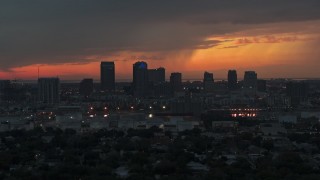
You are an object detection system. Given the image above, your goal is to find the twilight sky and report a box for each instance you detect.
[1,0,320,80]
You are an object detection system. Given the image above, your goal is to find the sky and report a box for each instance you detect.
[0,0,320,80]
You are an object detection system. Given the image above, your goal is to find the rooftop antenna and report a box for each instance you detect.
[38,66,40,79]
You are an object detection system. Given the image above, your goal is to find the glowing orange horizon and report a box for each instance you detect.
[1,31,319,80]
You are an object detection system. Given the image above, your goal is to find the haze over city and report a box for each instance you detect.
[1,0,320,80]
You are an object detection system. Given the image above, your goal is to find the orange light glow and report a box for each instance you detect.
[0,31,319,80]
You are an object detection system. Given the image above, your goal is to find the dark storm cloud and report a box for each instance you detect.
[0,0,320,69]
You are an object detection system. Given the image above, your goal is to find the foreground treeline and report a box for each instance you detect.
[0,127,320,180]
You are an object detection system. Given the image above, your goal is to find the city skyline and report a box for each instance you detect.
[1,59,320,82]
[1,1,320,80]
[100,61,115,91]
[2,63,320,82]
[1,1,320,179]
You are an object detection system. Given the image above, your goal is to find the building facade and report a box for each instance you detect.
[243,71,257,89]
[100,61,115,91]
[228,70,238,90]
[203,71,214,92]
[148,67,165,84]
[38,78,60,104]
[170,72,182,93]
[133,61,149,97]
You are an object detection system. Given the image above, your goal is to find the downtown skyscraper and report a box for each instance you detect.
[80,78,94,97]
[133,61,148,97]
[148,67,165,84]
[243,71,258,89]
[100,61,115,91]
[203,71,214,92]
[228,70,238,91]
[170,72,182,93]
[38,78,60,104]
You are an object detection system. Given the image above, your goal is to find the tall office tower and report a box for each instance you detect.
[80,78,94,97]
[148,67,165,84]
[133,61,148,97]
[228,70,238,90]
[243,71,257,89]
[38,78,60,104]
[203,71,214,92]
[100,61,115,91]
[170,72,182,92]
[286,81,309,106]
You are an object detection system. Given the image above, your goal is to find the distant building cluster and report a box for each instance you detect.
[0,61,316,111]
[0,60,319,136]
